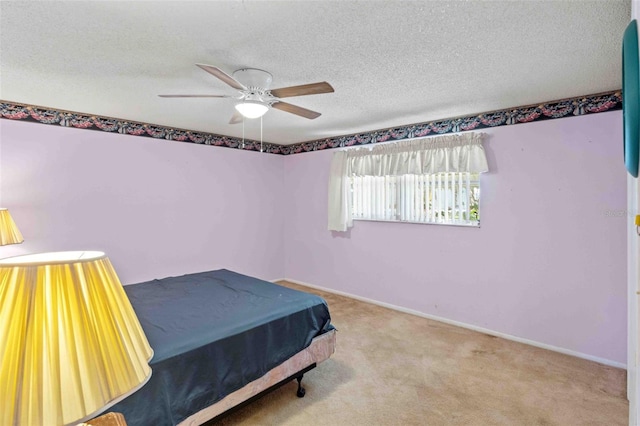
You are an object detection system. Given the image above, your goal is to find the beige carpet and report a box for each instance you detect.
[214,281,627,425]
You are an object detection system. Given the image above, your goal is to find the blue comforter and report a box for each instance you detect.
[109,269,333,425]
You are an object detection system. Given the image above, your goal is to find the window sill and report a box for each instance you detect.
[353,218,480,228]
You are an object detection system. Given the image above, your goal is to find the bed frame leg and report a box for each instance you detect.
[296,375,306,398]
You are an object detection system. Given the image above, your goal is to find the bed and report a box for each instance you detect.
[106,269,335,425]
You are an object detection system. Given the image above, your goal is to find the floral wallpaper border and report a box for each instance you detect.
[281,91,622,155]
[0,90,621,156]
[0,102,281,154]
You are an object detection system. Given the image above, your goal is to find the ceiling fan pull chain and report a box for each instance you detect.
[260,116,263,153]
[242,117,245,148]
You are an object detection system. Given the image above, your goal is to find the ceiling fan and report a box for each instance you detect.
[159,64,334,124]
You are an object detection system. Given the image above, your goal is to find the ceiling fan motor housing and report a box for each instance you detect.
[233,68,273,90]
[233,68,276,107]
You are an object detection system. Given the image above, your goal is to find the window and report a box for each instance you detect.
[327,132,488,232]
[351,172,480,226]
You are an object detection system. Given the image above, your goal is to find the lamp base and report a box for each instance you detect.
[81,412,127,426]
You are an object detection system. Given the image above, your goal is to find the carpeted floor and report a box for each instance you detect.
[214,281,627,425]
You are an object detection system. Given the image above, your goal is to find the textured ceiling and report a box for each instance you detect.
[0,1,631,145]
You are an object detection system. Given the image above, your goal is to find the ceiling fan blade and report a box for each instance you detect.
[271,101,321,119]
[270,82,334,99]
[229,111,244,124]
[196,64,247,91]
[158,94,231,98]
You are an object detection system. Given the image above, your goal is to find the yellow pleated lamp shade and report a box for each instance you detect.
[0,251,153,426]
[0,208,24,246]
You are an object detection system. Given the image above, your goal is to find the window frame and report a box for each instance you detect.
[350,172,481,227]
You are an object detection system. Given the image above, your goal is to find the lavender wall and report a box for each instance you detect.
[0,119,285,284]
[283,111,627,365]
[0,110,627,364]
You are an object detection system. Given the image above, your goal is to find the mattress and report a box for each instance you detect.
[108,269,333,425]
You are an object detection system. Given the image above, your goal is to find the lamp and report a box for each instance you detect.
[0,208,23,246]
[0,251,153,426]
[235,101,269,119]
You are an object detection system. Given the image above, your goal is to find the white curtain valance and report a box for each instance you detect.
[348,132,488,177]
[327,132,489,232]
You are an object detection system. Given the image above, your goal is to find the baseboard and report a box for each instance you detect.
[276,277,626,370]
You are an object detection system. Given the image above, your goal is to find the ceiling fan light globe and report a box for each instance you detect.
[235,102,268,119]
